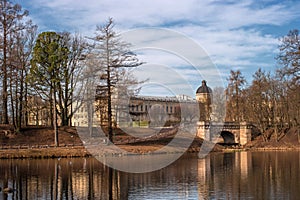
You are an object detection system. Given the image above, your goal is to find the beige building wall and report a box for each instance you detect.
[27,96,51,126]
[71,94,197,128]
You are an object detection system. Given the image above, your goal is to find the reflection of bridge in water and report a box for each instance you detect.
[197,121,253,145]
[197,152,253,199]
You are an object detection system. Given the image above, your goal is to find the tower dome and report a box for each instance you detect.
[196,80,212,121]
[196,80,212,94]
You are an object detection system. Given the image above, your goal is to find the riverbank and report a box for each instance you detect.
[0,125,86,159]
[0,146,89,159]
[0,125,299,159]
[0,126,224,159]
[243,127,300,150]
[0,140,214,159]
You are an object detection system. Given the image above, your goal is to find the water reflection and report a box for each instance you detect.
[197,151,300,199]
[0,151,299,200]
[0,158,128,200]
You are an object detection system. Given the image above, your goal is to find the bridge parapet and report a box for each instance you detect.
[197,121,252,145]
[239,122,252,145]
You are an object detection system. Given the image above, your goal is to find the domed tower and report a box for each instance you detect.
[196,80,212,121]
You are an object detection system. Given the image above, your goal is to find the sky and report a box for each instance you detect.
[16,0,300,97]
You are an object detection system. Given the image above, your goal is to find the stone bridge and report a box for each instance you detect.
[197,121,253,145]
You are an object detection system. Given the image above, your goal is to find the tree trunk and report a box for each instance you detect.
[50,89,54,127]
[64,69,69,126]
[18,68,24,130]
[2,23,9,124]
[24,79,29,126]
[53,89,59,147]
[274,124,278,142]
[236,85,239,122]
[107,77,113,143]
[106,37,113,143]
[87,99,94,137]
[9,68,16,128]
[108,167,113,200]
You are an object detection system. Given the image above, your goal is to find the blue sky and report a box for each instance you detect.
[16,0,300,96]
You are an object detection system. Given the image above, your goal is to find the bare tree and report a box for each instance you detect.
[244,69,273,141]
[56,32,88,126]
[225,70,246,122]
[8,21,37,130]
[211,87,226,122]
[277,29,300,86]
[0,0,29,124]
[88,18,143,143]
[276,29,300,128]
[178,102,199,123]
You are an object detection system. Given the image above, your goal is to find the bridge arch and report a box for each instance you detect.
[197,121,253,145]
[220,131,235,144]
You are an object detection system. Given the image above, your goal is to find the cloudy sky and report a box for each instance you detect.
[17,0,300,96]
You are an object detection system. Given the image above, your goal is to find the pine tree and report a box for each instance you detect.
[29,32,69,146]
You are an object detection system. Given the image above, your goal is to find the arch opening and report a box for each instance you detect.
[219,131,236,144]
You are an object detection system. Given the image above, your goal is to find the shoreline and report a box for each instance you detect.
[1,125,299,159]
[0,145,299,159]
[0,146,90,159]
[223,147,300,152]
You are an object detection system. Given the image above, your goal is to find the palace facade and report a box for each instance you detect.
[72,94,198,128]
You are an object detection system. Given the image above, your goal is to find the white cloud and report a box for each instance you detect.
[24,0,299,30]
[131,63,202,97]
[18,0,300,94]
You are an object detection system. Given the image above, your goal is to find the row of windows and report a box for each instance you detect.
[77,104,177,114]
[74,115,87,119]
[130,104,175,113]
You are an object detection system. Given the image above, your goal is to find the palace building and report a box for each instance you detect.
[27,81,211,128]
[72,94,198,128]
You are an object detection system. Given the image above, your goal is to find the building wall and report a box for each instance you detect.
[71,101,101,127]
[128,96,197,127]
[27,96,51,126]
[71,95,197,128]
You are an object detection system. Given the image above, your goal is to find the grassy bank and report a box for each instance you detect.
[0,146,90,159]
[0,126,225,159]
[0,125,299,159]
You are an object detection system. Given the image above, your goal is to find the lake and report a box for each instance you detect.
[0,151,299,199]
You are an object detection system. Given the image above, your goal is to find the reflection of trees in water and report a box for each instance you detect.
[0,156,200,200]
[1,153,298,199]
[197,152,300,199]
[0,158,128,200]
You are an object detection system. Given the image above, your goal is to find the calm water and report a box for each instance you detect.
[0,151,299,200]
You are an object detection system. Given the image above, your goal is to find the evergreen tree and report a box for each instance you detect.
[29,31,69,146]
